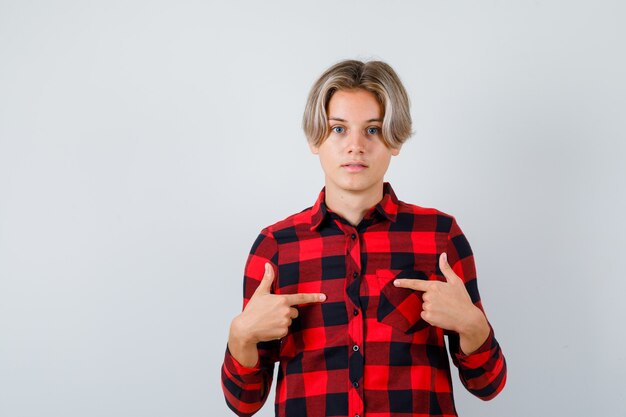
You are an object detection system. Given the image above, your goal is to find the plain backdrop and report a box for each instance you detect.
[1,1,625,416]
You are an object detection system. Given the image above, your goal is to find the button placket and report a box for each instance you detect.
[344,227,363,417]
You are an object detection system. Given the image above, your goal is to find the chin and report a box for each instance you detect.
[337,179,377,193]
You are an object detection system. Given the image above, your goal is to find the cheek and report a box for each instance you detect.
[317,150,336,172]
[376,154,392,169]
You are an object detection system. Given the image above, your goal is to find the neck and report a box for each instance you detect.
[324,181,384,226]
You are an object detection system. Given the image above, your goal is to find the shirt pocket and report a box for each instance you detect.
[375,269,436,334]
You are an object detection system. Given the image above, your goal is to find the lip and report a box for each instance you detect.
[341,162,368,172]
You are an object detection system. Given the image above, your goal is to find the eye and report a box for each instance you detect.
[367,126,380,135]
[331,126,345,134]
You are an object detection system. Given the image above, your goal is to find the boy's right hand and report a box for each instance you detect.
[228,263,326,367]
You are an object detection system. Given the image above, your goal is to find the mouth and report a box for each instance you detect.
[341,162,368,172]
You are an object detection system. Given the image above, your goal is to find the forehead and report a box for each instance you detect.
[327,89,383,120]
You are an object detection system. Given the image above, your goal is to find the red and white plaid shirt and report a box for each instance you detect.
[222,183,506,416]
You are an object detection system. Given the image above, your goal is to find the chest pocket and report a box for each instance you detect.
[376,269,436,334]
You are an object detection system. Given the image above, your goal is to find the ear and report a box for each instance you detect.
[391,145,401,156]
[308,141,320,155]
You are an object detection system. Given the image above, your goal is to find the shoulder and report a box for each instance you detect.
[256,206,315,243]
[395,199,473,262]
[394,199,459,233]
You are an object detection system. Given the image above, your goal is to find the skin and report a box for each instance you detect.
[309,89,400,226]
[394,252,490,355]
[228,263,326,367]
[228,88,489,367]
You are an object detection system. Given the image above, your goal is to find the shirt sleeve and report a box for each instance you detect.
[221,229,281,416]
[444,217,507,400]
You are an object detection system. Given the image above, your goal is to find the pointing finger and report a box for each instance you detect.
[254,263,275,295]
[283,292,326,306]
[394,278,433,292]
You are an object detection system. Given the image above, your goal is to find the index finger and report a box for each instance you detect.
[393,278,434,292]
[283,292,327,306]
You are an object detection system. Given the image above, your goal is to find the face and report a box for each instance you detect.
[309,89,400,197]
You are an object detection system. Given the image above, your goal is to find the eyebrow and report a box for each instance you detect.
[329,117,383,123]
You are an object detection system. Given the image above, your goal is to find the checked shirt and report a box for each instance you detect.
[222,183,507,417]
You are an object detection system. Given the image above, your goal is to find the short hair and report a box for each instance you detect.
[302,60,412,149]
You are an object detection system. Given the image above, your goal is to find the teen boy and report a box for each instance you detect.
[221,60,507,417]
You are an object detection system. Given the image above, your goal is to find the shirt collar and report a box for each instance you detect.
[310,182,399,231]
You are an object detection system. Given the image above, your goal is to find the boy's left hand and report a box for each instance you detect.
[393,252,489,354]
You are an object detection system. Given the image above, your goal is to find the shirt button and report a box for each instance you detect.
[352,272,358,279]
[353,381,359,388]
[353,309,359,316]
[353,345,359,352]
[351,233,356,240]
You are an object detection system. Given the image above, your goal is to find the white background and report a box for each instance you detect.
[1,1,625,416]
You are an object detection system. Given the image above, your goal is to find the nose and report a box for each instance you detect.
[346,130,366,154]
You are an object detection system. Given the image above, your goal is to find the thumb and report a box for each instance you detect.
[254,263,275,295]
[439,252,458,283]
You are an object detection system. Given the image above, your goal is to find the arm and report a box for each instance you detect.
[221,229,327,416]
[443,218,507,400]
[221,230,280,417]
[394,217,507,400]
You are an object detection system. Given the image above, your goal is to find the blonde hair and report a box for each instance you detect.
[302,60,412,148]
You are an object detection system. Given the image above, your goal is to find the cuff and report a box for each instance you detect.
[223,346,262,378]
[454,325,496,368]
